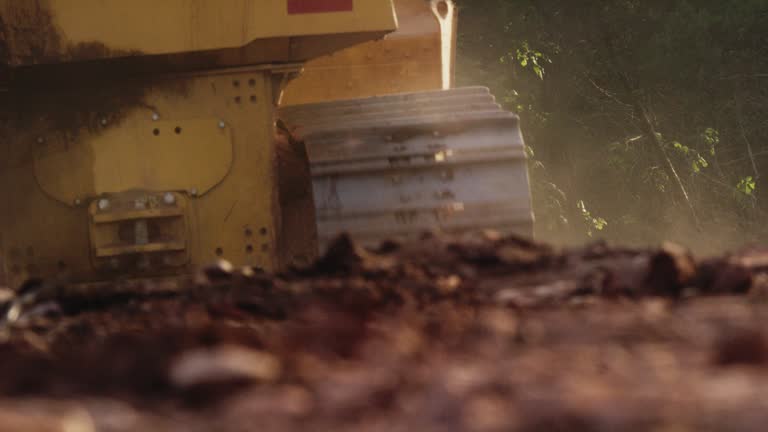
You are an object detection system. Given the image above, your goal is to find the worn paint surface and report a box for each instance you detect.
[280,86,533,249]
[0,0,402,286]
[0,0,396,66]
[0,66,317,288]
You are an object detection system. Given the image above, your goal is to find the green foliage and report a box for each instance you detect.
[702,128,719,156]
[577,200,607,237]
[671,142,708,173]
[514,41,551,80]
[734,176,758,210]
[455,0,768,247]
[737,176,757,196]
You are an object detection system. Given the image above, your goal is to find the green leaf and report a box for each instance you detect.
[577,200,607,237]
[737,176,757,195]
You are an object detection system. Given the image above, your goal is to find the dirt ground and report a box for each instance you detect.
[1,232,768,431]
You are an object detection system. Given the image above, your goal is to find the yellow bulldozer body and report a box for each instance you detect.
[0,0,398,288]
[0,0,396,66]
[282,0,456,105]
[0,0,533,290]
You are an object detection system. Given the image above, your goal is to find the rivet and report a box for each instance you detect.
[218,121,226,129]
[189,188,198,197]
[37,137,45,144]
[100,118,108,126]
[163,192,176,205]
[74,198,82,206]
[97,198,110,211]
[152,113,160,121]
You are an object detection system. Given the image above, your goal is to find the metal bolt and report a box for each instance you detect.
[74,198,82,206]
[152,113,160,121]
[100,118,108,126]
[37,137,45,144]
[97,199,110,211]
[218,121,226,129]
[163,192,176,205]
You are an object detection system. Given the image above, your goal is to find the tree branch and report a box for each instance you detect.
[740,119,760,180]
[597,19,702,232]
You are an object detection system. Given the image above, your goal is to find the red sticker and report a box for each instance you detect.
[288,0,354,14]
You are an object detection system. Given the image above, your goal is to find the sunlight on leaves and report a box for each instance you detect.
[737,176,757,196]
[577,200,608,237]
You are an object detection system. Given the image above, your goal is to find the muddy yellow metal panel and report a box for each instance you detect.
[34,117,234,204]
[282,0,456,105]
[0,69,289,288]
[0,1,398,288]
[0,0,397,65]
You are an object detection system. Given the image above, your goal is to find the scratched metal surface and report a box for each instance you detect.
[281,87,534,249]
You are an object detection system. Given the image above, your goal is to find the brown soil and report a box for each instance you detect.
[1,232,768,431]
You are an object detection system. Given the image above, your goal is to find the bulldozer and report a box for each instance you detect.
[0,0,533,291]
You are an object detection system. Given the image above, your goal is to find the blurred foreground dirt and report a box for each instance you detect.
[2,232,768,431]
